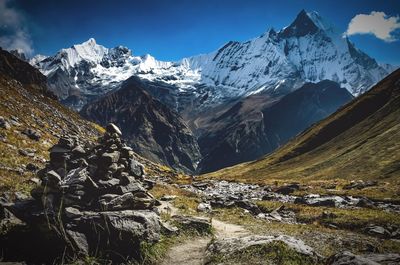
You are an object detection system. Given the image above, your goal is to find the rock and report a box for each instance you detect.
[60,167,88,187]
[66,229,89,255]
[21,128,41,141]
[235,200,261,215]
[343,180,378,190]
[275,183,300,195]
[18,148,35,157]
[363,253,400,264]
[42,170,62,186]
[58,137,75,149]
[161,221,179,235]
[160,195,177,201]
[192,182,209,190]
[321,211,337,219]
[98,178,120,190]
[356,197,376,208]
[172,215,211,234]
[132,192,156,209]
[26,163,39,171]
[117,181,145,195]
[64,207,83,219]
[0,116,10,129]
[106,123,122,136]
[108,211,161,243]
[142,178,156,190]
[100,151,120,166]
[327,251,381,265]
[128,158,144,177]
[99,193,135,211]
[72,145,86,156]
[197,202,212,213]
[364,225,391,238]
[205,235,320,264]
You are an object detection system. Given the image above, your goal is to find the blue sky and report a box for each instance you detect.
[3,0,400,64]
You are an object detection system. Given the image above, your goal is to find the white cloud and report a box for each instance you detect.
[0,0,33,54]
[345,11,400,42]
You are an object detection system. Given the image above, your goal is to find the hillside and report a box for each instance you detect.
[197,80,353,173]
[80,76,201,173]
[0,50,176,194]
[203,69,400,186]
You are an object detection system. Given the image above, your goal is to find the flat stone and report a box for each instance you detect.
[66,229,89,255]
[60,167,88,187]
[327,251,380,265]
[21,128,41,141]
[43,170,62,186]
[100,151,120,166]
[197,202,212,213]
[128,158,144,177]
[106,123,122,136]
[171,215,211,234]
[117,181,146,195]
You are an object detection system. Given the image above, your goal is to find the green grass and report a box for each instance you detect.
[256,200,400,228]
[207,240,319,265]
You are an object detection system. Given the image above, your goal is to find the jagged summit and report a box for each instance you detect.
[280,10,320,37]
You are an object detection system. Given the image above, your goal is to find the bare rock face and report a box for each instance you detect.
[0,123,161,263]
[80,76,201,173]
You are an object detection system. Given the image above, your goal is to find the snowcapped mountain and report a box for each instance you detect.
[31,10,395,111]
[183,10,392,97]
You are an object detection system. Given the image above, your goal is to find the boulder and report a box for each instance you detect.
[117,181,145,195]
[128,158,144,177]
[0,116,10,130]
[275,184,300,195]
[106,123,122,136]
[197,202,212,213]
[100,151,120,166]
[327,251,380,265]
[21,128,41,141]
[205,235,320,264]
[172,215,211,234]
[364,225,392,238]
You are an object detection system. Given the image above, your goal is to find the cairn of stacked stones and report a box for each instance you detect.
[4,123,161,263]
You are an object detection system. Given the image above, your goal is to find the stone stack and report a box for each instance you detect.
[3,123,161,263]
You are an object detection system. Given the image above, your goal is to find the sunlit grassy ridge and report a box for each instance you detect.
[202,70,400,199]
[0,76,103,193]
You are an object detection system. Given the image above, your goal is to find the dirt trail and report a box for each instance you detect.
[159,202,249,265]
[211,218,249,238]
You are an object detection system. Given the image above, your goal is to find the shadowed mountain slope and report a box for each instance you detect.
[197,80,353,173]
[80,76,201,173]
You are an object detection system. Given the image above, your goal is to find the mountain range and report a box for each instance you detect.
[27,10,397,173]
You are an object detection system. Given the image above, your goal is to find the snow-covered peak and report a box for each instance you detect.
[306,11,334,32]
[65,38,108,66]
[279,10,336,38]
[29,54,48,66]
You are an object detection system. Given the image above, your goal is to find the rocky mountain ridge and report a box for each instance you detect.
[80,76,201,173]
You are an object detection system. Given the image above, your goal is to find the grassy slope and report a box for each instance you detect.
[202,69,400,197]
[0,75,104,193]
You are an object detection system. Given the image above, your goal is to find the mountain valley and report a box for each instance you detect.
[0,5,399,265]
[28,10,396,173]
